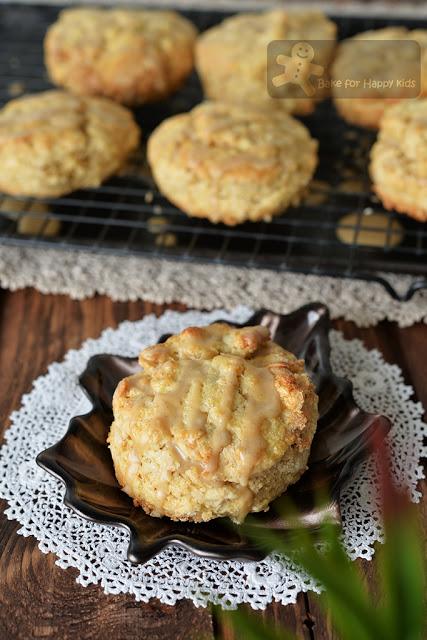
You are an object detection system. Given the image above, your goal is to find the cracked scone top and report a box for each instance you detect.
[108,323,318,523]
[45,8,198,105]
[0,90,140,197]
[370,99,427,222]
[196,9,337,116]
[147,101,318,225]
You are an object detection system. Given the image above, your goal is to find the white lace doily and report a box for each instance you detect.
[0,307,425,609]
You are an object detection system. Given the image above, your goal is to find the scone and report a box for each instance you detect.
[370,99,427,222]
[147,101,318,225]
[196,9,337,116]
[332,28,427,128]
[108,323,318,523]
[0,90,140,197]
[45,8,197,106]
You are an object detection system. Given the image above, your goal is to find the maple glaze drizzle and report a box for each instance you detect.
[126,327,283,515]
[237,364,281,485]
[132,357,281,479]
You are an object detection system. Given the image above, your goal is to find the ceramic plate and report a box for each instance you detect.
[37,303,391,563]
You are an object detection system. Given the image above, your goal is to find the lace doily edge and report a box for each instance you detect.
[0,246,426,328]
[0,308,425,610]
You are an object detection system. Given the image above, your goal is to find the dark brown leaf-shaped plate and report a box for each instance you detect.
[37,303,391,564]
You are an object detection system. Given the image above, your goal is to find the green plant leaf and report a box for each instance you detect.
[378,512,426,640]
[245,523,386,640]
[240,462,426,640]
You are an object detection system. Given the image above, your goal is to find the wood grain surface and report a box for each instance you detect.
[0,289,425,640]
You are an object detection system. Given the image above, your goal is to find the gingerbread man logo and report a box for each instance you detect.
[272,42,324,97]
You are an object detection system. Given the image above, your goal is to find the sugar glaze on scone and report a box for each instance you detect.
[147,101,318,225]
[370,99,427,222]
[0,90,140,197]
[108,323,318,524]
[45,8,197,105]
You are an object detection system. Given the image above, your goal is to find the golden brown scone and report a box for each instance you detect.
[45,8,197,105]
[196,9,336,116]
[0,90,140,198]
[108,323,318,523]
[147,101,318,225]
[370,99,427,222]
[332,28,427,128]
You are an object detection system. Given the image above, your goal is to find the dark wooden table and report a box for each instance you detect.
[0,288,425,640]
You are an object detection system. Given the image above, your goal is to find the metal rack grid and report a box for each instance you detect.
[0,5,426,302]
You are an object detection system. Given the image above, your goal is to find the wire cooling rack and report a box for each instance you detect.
[0,5,426,302]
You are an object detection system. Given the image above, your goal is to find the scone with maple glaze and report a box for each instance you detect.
[0,90,140,197]
[108,323,318,524]
[45,8,197,105]
[147,101,318,225]
[332,28,427,128]
[196,9,337,116]
[370,99,427,222]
